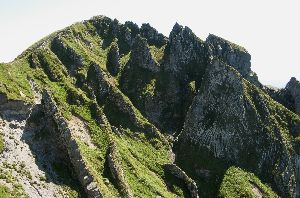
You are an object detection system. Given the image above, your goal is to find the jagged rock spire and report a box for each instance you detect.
[129,34,159,72]
[286,77,300,114]
[167,23,207,73]
[140,23,167,47]
[206,34,262,87]
[107,42,121,76]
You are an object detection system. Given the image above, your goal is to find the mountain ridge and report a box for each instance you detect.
[0,15,299,198]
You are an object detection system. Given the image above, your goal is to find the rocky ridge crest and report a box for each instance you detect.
[0,15,299,198]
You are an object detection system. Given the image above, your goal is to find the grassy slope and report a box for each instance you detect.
[219,166,278,198]
[0,19,183,197]
[0,185,8,198]
[0,61,33,102]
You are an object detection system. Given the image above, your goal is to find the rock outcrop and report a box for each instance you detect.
[0,93,31,119]
[164,164,199,198]
[140,23,167,47]
[106,42,121,76]
[206,34,261,87]
[51,36,84,75]
[107,142,133,198]
[129,35,159,73]
[176,59,300,197]
[42,90,103,198]
[264,77,300,115]
[286,77,300,115]
[166,23,207,75]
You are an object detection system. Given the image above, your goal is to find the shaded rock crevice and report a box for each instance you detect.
[164,163,199,198]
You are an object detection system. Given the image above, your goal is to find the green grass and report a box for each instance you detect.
[149,45,166,63]
[25,41,174,197]
[219,166,278,198]
[0,167,28,197]
[113,134,179,197]
[142,79,156,97]
[0,61,33,102]
[0,185,9,198]
[0,133,4,154]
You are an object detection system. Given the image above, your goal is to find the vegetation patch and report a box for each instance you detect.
[0,133,4,154]
[0,62,33,102]
[219,166,278,198]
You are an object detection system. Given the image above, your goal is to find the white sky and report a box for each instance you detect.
[0,0,299,87]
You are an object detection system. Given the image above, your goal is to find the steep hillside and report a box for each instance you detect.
[175,59,300,197]
[0,15,299,198]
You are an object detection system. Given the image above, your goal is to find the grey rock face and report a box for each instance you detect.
[263,85,295,113]
[87,63,111,102]
[0,93,8,105]
[89,16,166,55]
[206,34,261,87]
[177,59,300,197]
[0,93,31,119]
[166,23,207,74]
[286,77,300,115]
[129,35,160,73]
[28,53,40,69]
[136,23,207,133]
[140,23,167,47]
[106,42,121,76]
[87,62,162,138]
[264,77,300,115]
[51,36,84,71]
[206,34,250,75]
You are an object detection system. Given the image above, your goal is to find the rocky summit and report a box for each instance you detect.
[0,15,299,198]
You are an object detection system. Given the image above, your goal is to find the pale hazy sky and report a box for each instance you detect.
[0,0,299,87]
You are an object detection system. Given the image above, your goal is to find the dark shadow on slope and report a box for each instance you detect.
[21,104,86,197]
[173,140,228,198]
[163,169,190,197]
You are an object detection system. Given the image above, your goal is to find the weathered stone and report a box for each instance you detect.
[0,93,8,105]
[206,34,262,87]
[177,59,300,197]
[164,163,199,198]
[140,23,167,47]
[42,90,103,198]
[107,142,133,198]
[87,63,111,102]
[264,77,300,115]
[166,23,207,74]
[106,42,121,76]
[286,77,300,115]
[51,36,84,75]
[129,34,159,73]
